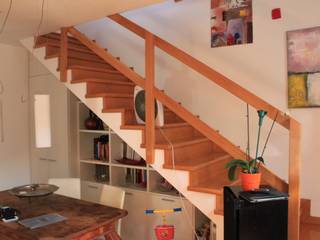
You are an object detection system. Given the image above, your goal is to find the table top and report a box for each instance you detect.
[0,191,127,240]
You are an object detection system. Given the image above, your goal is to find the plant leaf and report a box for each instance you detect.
[225,159,249,170]
[228,165,238,181]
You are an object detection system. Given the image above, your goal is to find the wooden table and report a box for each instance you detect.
[0,191,127,240]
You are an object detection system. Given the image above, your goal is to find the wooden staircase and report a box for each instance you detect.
[35,31,263,213]
[23,14,303,240]
[35,31,246,196]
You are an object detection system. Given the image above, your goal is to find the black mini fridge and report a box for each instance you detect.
[224,186,288,240]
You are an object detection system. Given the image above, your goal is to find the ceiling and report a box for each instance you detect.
[0,0,165,45]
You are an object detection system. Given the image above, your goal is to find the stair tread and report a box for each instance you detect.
[72,78,134,85]
[102,108,131,113]
[142,137,209,150]
[45,52,107,64]
[35,39,94,54]
[68,65,122,74]
[188,179,239,195]
[46,32,80,43]
[163,152,230,171]
[86,93,133,98]
[300,223,320,240]
[121,122,190,130]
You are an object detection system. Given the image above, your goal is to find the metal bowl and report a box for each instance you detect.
[9,184,59,198]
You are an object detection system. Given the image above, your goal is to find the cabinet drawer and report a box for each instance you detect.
[121,190,151,240]
[80,181,103,203]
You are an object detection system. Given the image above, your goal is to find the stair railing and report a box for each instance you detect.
[107,14,301,240]
[61,16,301,239]
[59,27,69,82]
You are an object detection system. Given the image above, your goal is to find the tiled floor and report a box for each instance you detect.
[300,223,320,240]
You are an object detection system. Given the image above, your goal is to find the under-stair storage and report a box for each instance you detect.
[76,101,215,240]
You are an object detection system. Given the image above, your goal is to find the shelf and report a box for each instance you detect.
[79,129,109,134]
[111,162,148,170]
[80,159,110,166]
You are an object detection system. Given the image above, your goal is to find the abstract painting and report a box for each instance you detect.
[287,26,320,108]
[211,0,253,48]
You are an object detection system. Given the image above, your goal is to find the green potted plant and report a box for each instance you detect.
[225,110,268,191]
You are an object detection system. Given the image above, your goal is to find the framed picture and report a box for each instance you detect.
[211,0,253,48]
[287,26,320,108]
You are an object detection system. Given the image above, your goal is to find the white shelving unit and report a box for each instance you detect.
[75,101,215,240]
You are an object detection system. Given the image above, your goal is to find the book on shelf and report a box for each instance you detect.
[93,135,109,161]
[125,169,147,188]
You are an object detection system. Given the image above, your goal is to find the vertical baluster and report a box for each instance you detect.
[145,32,155,164]
[288,119,301,240]
[60,27,68,82]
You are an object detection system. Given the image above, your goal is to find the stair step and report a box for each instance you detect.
[300,223,320,240]
[102,108,136,126]
[45,45,106,64]
[86,81,134,95]
[121,122,190,130]
[163,152,230,171]
[35,37,91,53]
[47,53,114,70]
[188,179,240,195]
[68,65,122,75]
[72,78,134,86]
[68,58,114,70]
[42,32,83,45]
[140,122,203,145]
[86,93,133,98]
[71,67,128,82]
[188,155,234,194]
[102,97,134,110]
[188,183,224,195]
[141,137,209,150]
[121,124,145,130]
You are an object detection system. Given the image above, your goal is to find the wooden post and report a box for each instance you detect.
[60,28,68,82]
[288,119,301,240]
[145,32,155,164]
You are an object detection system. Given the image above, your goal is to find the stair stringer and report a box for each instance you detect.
[21,37,224,239]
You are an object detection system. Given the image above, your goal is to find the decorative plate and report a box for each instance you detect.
[9,184,59,198]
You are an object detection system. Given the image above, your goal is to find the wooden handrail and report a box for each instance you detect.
[60,28,69,82]
[109,14,291,130]
[145,32,156,164]
[66,17,301,238]
[288,119,301,240]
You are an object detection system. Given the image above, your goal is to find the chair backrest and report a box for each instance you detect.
[99,185,125,209]
[48,178,81,199]
[99,185,125,235]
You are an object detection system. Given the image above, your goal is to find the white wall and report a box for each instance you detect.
[77,0,320,216]
[0,43,30,189]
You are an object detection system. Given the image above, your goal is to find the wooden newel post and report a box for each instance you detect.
[60,27,69,82]
[288,119,301,240]
[145,32,155,164]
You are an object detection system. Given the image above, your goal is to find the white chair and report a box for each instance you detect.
[48,178,81,199]
[99,185,125,237]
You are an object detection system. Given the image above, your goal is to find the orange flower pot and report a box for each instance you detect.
[240,172,261,191]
